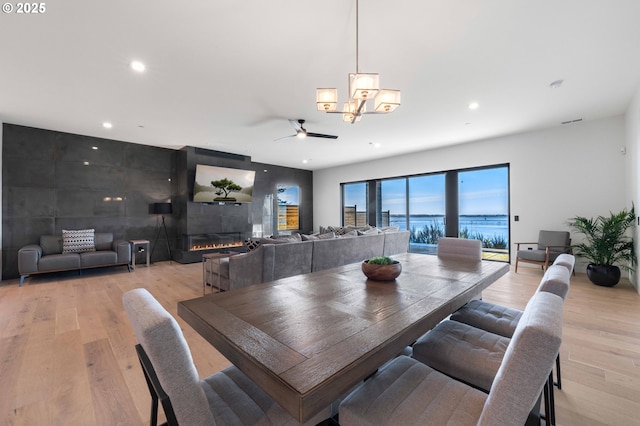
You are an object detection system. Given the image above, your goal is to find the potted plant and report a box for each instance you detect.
[362,256,402,281]
[568,206,635,287]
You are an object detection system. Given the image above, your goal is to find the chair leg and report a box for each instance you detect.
[555,353,562,389]
[515,258,519,273]
[548,371,556,425]
[542,379,551,425]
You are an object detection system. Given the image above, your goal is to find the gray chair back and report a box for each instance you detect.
[123,288,214,425]
[478,291,564,425]
[537,264,572,300]
[437,237,482,261]
[538,230,570,255]
[553,253,575,272]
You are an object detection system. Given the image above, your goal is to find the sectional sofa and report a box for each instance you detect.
[214,229,411,291]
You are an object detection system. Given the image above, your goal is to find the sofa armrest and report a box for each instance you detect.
[113,240,132,264]
[18,244,42,274]
[228,247,264,290]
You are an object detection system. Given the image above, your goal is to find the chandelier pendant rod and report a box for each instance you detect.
[355,0,359,74]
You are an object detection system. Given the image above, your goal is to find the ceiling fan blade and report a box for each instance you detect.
[307,132,338,139]
[289,119,303,132]
[273,134,296,141]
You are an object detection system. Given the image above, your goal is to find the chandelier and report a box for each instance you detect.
[316,0,401,123]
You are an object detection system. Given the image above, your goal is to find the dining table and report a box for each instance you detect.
[178,252,509,423]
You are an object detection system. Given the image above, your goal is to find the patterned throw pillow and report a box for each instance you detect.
[62,229,96,253]
[245,239,262,252]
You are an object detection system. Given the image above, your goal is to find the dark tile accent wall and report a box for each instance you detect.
[2,124,176,278]
[2,124,313,278]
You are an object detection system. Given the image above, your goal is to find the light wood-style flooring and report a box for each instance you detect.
[1,261,639,425]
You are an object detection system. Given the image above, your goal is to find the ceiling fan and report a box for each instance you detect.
[274,119,338,141]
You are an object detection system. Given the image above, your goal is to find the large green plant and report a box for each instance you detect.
[568,206,636,270]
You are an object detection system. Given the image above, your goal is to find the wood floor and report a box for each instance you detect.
[1,260,639,425]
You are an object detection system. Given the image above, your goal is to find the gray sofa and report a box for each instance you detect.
[18,233,132,285]
[216,230,410,291]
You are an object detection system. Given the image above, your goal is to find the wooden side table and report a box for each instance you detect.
[130,240,150,269]
[202,251,240,294]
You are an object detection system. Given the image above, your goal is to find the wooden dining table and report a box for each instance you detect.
[178,252,509,423]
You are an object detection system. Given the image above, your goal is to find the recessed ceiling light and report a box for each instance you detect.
[302,159,311,164]
[550,79,564,89]
[130,60,146,73]
[83,161,90,166]
[468,102,479,110]
[102,122,112,129]
[92,146,98,150]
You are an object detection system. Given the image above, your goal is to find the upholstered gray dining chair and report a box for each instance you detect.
[450,261,572,387]
[437,237,482,261]
[515,230,571,273]
[339,291,564,425]
[123,288,332,426]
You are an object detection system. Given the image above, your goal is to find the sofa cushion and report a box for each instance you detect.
[40,235,63,256]
[262,240,313,282]
[94,232,114,251]
[80,250,118,268]
[38,253,81,272]
[311,232,385,271]
[62,229,96,253]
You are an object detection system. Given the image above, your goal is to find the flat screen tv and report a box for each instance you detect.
[193,164,255,203]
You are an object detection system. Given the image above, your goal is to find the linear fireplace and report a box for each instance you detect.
[185,233,244,252]
[174,232,246,264]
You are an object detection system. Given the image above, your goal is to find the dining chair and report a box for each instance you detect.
[122,288,332,426]
[412,291,564,425]
[339,291,564,426]
[553,253,576,276]
[515,230,572,273]
[437,237,482,261]
[449,261,572,389]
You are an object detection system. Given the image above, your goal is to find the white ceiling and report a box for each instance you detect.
[2,0,640,170]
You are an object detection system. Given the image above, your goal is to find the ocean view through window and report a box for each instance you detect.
[341,164,510,261]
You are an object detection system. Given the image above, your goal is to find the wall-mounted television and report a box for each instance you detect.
[193,164,255,203]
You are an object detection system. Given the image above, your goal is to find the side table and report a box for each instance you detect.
[130,240,150,269]
[202,251,240,294]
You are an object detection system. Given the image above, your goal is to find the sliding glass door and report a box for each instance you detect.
[341,164,509,261]
[342,182,368,227]
[407,174,446,254]
[458,167,509,261]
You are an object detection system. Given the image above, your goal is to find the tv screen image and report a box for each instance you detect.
[193,165,255,203]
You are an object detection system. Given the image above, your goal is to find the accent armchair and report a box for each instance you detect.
[515,230,572,273]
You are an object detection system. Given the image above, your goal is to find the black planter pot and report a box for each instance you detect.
[586,264,621,287]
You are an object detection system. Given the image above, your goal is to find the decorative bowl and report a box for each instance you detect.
[362,260,402,281]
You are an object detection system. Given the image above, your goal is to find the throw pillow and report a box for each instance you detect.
[379,225,400,233]
[357,227,380,235]
[338,230,358,238]
[62,229,96,253]
[245,239,262,252]
[302,231,336,241]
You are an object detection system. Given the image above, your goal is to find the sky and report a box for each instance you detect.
[344,166,509,216]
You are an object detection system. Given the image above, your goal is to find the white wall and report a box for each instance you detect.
[625,86,640,292]
[314,115,627,272]
[0,121,3,281]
